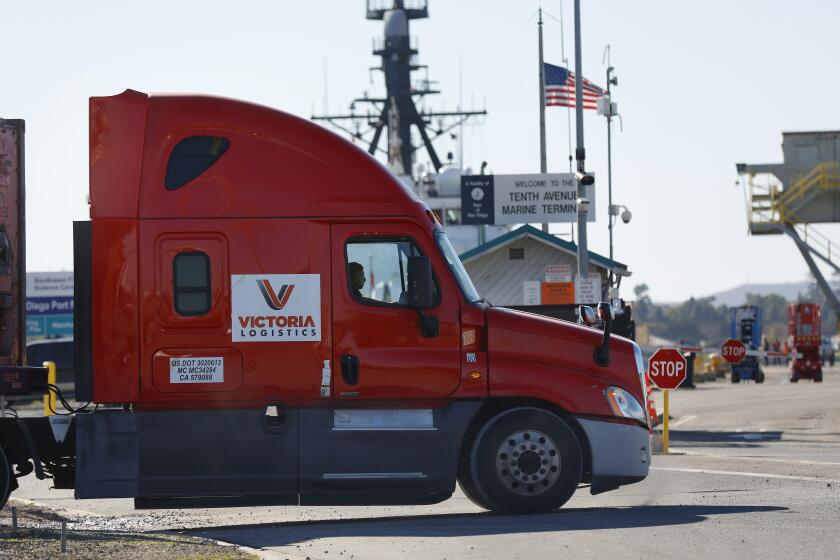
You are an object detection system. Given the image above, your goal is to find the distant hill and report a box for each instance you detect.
[654,282,813,307]
[700,282,811,307]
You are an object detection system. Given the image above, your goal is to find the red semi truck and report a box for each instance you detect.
[0,90,649,514]
[788,303,822,382]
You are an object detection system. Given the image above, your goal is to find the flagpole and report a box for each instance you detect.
[538,8,549,233]
[559,0,572,174]
[573,0,590,282]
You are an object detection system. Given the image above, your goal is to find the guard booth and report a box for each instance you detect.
[459,225,635,338]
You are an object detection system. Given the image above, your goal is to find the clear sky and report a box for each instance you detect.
[4,0,839,302]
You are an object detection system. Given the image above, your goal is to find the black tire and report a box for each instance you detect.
[731,372,740,383]
[457,466,493,510]
[756,369,765,384]
[0,446,11,511]
[790,373,799,383]
[815,370,823,383]
[464,407,582,514]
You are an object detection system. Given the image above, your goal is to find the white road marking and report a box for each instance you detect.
[669,448,840,467]
[651,466,838,483]
[669,415,698,428]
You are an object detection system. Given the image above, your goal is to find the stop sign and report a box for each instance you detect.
[721,338,747,364]
[648,347,687,390]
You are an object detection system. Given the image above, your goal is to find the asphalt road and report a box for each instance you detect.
[5,364,840,559]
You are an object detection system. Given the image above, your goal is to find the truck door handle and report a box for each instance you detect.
[340,354,360,385]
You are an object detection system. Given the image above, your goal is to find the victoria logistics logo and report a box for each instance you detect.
[232,274,321,342]
[257,279,294,310]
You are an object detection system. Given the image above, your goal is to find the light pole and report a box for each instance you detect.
[602,65,619,287]
[573,0,591,280]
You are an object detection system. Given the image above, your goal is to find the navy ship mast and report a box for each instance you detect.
[312,0,486,177]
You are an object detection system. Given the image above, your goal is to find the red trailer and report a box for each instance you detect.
[788,303,822,382]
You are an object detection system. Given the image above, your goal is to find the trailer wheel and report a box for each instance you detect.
[465,407,582,514]
[0,446,10,510]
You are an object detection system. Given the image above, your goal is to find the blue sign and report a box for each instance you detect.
[45,314,74,336]
[27,297,74,316]
[26,316,46,337]
[26,298,74,337]
[26,273,75,339]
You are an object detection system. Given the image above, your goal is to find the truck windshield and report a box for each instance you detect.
[435,231,482,303]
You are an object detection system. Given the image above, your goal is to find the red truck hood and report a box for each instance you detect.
[485,306,645,411]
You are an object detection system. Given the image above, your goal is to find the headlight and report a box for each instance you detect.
[605,386,647,423]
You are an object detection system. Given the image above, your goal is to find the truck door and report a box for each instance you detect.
[330,223,461,399]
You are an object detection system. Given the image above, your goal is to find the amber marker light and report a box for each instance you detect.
[469,371,482,380]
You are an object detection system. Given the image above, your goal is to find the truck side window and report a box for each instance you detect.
[173,252,211,316]
[346,240,437,306]
[165,136,230,190]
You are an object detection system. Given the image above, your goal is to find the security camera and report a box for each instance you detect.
[620,209,632,224]
[576,197,591,213]
[575,171,595,186]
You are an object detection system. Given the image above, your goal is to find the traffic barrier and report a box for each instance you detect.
[643,345,796,359]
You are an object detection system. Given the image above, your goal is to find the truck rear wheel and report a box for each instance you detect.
[0,446,10,510]
[464,407,582,514]
[815,370,823,382]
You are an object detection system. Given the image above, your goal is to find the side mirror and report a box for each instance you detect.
[594,302,614,367]
[597,302,615,322]
[407,256,434,308]
[579,305,597,326]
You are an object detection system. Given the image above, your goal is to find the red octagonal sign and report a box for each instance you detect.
[648,347,687,390]
[721,338,747,364]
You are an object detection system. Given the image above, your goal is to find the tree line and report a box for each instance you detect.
[633,281,836,346]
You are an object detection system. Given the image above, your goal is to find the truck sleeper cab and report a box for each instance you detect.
[0,90,650,514]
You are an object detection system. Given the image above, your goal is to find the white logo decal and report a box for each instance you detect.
[232,274,321,342]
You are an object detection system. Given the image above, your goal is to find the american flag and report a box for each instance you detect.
[543,63,605,110]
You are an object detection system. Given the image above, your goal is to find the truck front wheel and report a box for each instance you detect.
[463,407,582,514]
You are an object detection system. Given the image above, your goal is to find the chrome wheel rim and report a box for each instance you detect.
[495,429,561,496]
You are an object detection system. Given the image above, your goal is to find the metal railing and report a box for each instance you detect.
[796,223,838,267]
[747,169,840,269]
[748,161,840,227]
[372,35,419,53]
[778,162,840,210]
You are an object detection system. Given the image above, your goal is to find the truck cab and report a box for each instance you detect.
[2,90,649,514]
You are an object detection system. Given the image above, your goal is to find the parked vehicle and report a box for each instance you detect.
[0,91,650,513]
[788,304,822,382]
[730,306,765,383]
